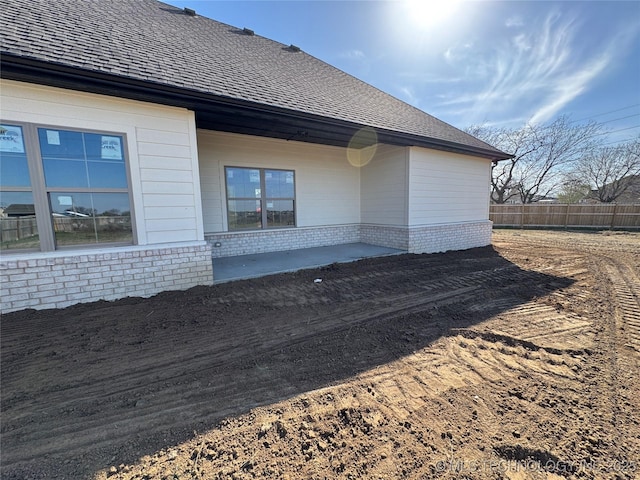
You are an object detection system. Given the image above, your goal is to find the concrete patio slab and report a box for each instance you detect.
[212,242,405,283]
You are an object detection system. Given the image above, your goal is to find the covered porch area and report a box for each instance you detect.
[212,242,405,283]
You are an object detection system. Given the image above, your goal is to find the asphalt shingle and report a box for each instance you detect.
[1,0,506,156]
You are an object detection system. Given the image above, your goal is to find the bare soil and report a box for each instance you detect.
[1,230,639,480]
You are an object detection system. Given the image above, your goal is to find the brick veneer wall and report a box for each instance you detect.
[1,242,213,313]
[207,225,360,258]
[359,224,410,250]
[408,221,493,254]
[206,221,492,257]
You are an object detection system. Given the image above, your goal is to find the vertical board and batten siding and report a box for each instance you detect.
[360,145,409,226]
[0,79,204,245]
[197,130,361,232]
[408,148,492,225]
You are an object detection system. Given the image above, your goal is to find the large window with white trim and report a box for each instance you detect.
[0,122,133,251]
[225,167,295,231]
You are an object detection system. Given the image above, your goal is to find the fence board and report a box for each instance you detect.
[490,204,640,229]
[0,216,38,243]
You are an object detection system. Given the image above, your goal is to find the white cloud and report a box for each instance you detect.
[398,72,465,84]
[339,49,366,60]
[505,15,524,27]
[529,54,609,124]
[443,47,454,63]
[513,33,531,52]
[435,10,623,125]
[443,42,474,65]
[398,85,420,107]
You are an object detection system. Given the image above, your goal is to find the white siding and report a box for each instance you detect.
[197,130,361,232]
[0,79,204,245]
[360,145,409,226]
[197,132,226,233]
[408,147,492,225]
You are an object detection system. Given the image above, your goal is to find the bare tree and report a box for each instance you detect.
[470,124,540,203]
[557,174,591,204]
[575,137,640,203]
[467,116,603,203]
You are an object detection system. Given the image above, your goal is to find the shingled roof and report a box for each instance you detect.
[0,0,510,160]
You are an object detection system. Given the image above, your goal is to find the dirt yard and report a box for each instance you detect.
[1,230,639,480]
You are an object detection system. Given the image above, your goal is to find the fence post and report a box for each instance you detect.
[610,204,618,230]
[564,204,570,229]
[521,203,525,229]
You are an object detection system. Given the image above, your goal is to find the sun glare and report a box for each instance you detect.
[404,0,462,30]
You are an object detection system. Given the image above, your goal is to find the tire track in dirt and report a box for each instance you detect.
[1,253,550,472]
[473,241,597,353]
[603,259,640,352]
[4,232,639,479]
[491,230,640,479]
[145,331,584,478]
[5,284,483,466]
[110,328,591,480]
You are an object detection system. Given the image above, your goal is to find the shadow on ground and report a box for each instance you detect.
[0,246,574,479]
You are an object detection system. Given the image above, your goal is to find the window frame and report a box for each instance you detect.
[224,166,296,231]
[0,120,136,252]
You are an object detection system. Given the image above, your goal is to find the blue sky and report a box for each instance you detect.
[166,0,640,145]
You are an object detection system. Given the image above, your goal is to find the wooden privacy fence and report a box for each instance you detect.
[1,215,132,247]
[490,204,640,229]
[0,216,38,244]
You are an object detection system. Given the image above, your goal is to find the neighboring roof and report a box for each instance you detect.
[4,204,35,216]
[0,0,511,160]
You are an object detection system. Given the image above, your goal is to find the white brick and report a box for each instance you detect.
[64,280,90,288]
[10,272,37,282]
[6,292,31,302]
[38,282,61,292]
[6,298,41,309]
[10,285,39,295]
[58,275,80,283]
[5,279,28,288]
[40,294,67,303]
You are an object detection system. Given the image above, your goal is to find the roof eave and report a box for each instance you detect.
[0,54,512,161]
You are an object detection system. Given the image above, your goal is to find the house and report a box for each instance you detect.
[587,175,640,204]
[2,204,36,217]
[0,0,511,313]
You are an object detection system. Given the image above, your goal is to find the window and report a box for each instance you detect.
[0,122,133,251]
[225,167,295,231]
[0,124,39,251]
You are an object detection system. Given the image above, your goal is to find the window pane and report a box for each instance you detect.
[1,125,30,187]
[39,129,127,188]
[226,167,261,198]
[83,133,125,162]
[265,170,294,198]
[0,152,31,187]
[87,161,128,188]
[43,159,89,188]
[38,129,85,159]
[266,199,295,228]
[0,191,39,250]
[227,199,262,231]
[49,192,132,246]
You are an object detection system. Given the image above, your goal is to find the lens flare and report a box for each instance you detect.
[346,127,378,167]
